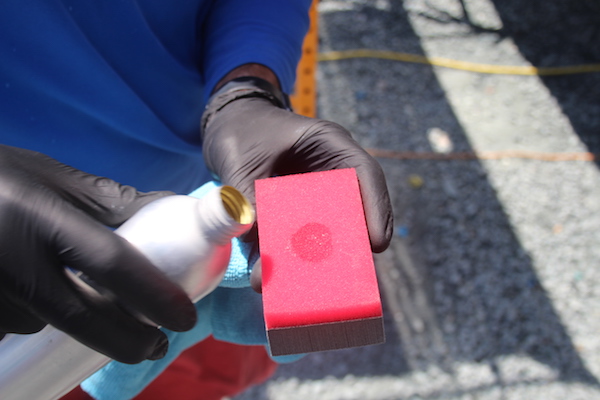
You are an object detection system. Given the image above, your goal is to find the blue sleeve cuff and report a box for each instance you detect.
[201,0,311,101]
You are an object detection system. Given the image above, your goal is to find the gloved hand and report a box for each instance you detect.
[201,77,393,263]
[0,145,197,364]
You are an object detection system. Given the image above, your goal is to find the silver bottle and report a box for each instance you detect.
[0,185,254,400]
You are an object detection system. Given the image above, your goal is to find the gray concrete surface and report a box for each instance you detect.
[235,0,600,398]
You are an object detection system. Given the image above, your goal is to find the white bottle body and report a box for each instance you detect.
[0,186,253,400]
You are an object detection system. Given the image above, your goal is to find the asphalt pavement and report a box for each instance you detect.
[235,1,600,398]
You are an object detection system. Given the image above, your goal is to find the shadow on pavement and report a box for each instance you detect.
[424,0,600,162]
[491,0,600,162]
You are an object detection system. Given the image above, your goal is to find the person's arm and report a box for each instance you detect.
[201,0,311,100]
[199,1,393,291]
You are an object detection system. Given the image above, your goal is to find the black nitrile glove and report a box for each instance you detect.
[201,77,393,255]
[0,145,197,364]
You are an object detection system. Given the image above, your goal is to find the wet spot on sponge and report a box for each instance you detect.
[291,222,333,262]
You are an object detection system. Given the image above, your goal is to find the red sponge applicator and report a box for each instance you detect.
[255,168,385,356]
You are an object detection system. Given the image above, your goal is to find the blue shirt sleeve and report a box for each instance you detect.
[200,0,312,99]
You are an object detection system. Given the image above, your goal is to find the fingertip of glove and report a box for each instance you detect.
[147,333,170,361]
[250,258,263,294]
[370,212,394,254]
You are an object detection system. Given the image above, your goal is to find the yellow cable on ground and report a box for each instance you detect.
[319,49,600,76]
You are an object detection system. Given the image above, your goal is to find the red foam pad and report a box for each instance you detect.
[255,168,384,356]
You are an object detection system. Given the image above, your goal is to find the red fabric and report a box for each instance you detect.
[62,386,94,400]
[62,336,277,400]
